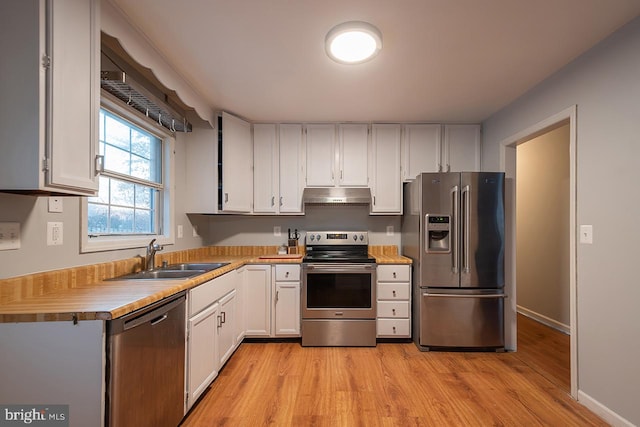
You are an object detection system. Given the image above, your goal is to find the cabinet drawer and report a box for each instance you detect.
[275,264,300,281]
[377,283,410,300]
[377,319,411,337]
[377,265,410,282]
[189,273,235,316]
[377,301,410,318]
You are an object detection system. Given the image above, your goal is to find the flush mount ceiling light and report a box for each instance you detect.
[325,21,382,64]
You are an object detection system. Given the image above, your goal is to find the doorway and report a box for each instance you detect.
[500,106,577,398]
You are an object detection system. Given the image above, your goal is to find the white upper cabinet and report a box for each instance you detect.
[278,124,305,213]
[401,124,442,181]
[0,0,100,195]
[253,124,278,213]
[338,124,369,187]
[443,124,481,172]
[371,124,402,214]
[305,124,336,186]
[401,124,480,179]
[221,112,252,212]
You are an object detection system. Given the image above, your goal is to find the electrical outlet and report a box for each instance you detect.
[0,222,21,250]
[177,225,183,239]
[47,222,63,246]
[273,226,281,237]
[386,225,394,236]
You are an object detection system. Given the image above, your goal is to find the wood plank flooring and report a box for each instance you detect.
[182,328,604,426]
[515,313,570,392]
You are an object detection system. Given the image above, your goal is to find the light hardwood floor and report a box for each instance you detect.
[182,324,602,426]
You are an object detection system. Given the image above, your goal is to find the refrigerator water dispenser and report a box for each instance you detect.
[425,214,451,253]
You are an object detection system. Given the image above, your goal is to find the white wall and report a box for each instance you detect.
[516,124,570,328]
[482,17,640,426]
[0,130,206,279]
[203,205,401,248]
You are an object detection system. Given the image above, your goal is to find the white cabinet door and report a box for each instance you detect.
[443,124,481,172]
[234,268,245,343]
[217,289,237,367]
[0,0,99,195]
[185,127,217,212]
[274,282,300,336]
[371,124,402,214]
[244,265,272,337]
[253,124,278,213]
[187,302,219,408]
[279,124,305,213]
[221,112,252,212]
[401,124,442,180]
[338,124,369,187]
[305,124,336,186]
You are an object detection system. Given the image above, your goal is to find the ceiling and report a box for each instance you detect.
[110,0,640,123]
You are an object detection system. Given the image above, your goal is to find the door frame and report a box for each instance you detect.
[499,105,577,399]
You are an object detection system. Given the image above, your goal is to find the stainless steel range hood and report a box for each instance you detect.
[302,187,372,205]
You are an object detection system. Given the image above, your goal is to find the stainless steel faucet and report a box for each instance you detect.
[145,238,164,271]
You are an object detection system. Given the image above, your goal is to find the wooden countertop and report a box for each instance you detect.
[0,246,411,323]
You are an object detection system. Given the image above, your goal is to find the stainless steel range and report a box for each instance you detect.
[301,231,377,347]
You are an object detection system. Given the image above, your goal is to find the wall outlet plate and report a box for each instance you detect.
[0,222,21,250]
[579,225,593,244]
[386,225,394,236]
[48,197,63,213]
[47,222,63,246]
[273,226,281,237]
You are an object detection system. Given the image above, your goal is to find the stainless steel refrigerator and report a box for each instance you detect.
[402,172,505,350]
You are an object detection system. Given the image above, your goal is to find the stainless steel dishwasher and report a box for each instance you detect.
[106,292,186,427]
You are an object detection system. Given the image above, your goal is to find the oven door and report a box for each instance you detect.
[302,263,376,319]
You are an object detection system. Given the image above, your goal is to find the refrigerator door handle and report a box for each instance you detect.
[422,292,506,299]
[451,185,459,274]
[462,185,471,274]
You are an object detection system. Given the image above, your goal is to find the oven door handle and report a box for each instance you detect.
[304,263,376,272]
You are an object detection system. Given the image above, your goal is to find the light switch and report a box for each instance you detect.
[47,222,63,246]
[48,197,63,213]
[580,225,593,244]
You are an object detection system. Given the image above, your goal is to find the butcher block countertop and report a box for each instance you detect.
[0,245,410,323]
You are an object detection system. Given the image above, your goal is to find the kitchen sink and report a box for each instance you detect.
[107,262,229,281]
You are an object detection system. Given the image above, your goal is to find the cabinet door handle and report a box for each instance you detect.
[280,196,283,206]
[392,326,397,333]
[271,196,275,207]
[285,271,289,278]
[224,193,229,203]
[392,290,397,297]
[275,290,279,303]
[393,272,397,278]
[392,308,396,315]
[217,315,223,328]
[221,311,226,324]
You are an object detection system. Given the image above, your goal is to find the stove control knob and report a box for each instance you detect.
[309,235,315,241]
[316,234,321,241]
[352,235,357,241]
[359,234,365,241]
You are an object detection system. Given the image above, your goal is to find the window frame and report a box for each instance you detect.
[80,92,175,253]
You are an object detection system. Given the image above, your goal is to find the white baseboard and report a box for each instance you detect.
[517,305,570,334]
[578,390,635,427]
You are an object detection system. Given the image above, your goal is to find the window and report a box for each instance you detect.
[81,94,174,252]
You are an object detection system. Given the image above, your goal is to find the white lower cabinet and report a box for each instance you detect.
[217,289,237,367]
[186,272,240,409]
[273,265,301,336]
[244,264,272,336]
[244,264,301,338]
[187,302,219,407]
[376,265,412,338]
